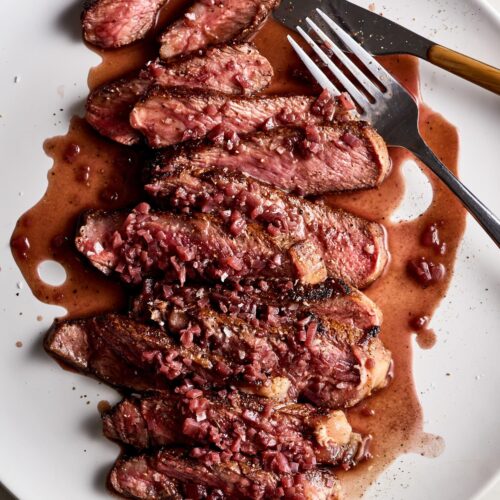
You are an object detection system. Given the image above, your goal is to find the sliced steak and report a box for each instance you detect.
[76,201,387,288]
[146,44,274,95]
[110,449,341,499]
[134,278,383,335]
[145,166,389,287]
[86,44,273,145]
[103,391,372,471]
[86,76,150,146]
[130,88,354,148]
[44,317,170,393]
[82,0,166,49]
[76,205,296,286]
[158,0,280,60]
[45,313,392,409]
[148,123,390,195]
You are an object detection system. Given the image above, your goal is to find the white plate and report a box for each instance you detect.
[0,1,499,499]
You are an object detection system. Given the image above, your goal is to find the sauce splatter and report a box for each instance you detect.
[10,5,466,498]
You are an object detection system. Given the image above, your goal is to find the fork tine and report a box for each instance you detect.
[296,25,370,109]
[305,18,383,100]
[287,35,341,97]
[316,8,395,88]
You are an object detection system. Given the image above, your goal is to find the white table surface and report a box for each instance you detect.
[399,2,500,497]
[1,1,499,499]
[470,16,500,500]
[467,0,500,495]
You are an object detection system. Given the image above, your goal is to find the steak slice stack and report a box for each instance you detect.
[86,44,273,145]
[144,165,389,288]
[110,448,342,499]
[55,0,396,496]
[45,313,392,409]
[103,391,372,471]
[158,0,281,61]
[148,123,390,195]
[76,200,387,289]
[82,0,167,49]
[130,88,353,148]
[133,277,383,334]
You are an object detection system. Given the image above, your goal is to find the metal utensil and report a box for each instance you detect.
[287,9,500,246]
[274,0,500,94]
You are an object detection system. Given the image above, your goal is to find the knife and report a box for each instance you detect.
[274,0,500,95]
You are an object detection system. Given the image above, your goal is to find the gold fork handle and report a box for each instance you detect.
[428,45,500,95]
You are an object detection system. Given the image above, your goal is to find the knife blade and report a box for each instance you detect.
[273,0,500,94]
[274,0,432,57]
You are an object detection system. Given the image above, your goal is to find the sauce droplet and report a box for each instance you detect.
[76,165,92,185]
[64,143,81,163]
[416,328,437,350]
[97,400,111,414]
[407,257,446,287]
[421,221,447,255]
[11,235,31,259]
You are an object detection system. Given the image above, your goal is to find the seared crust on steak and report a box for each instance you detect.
[82,0,167,48]
[133,277,383,334]
[45,313,392,409]
[158,0,281,61]
[148,123,390,194]
[86,44,273,145]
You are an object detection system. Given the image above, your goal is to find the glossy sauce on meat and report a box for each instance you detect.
[328,55,466,496]
[10,2,466,497]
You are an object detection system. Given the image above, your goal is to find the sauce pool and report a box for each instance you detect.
[10,5,466,498]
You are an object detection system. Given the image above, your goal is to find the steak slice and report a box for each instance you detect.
[145,44,274,95]
[45,313,392,409]
[133,278,383,335]
[103,391,372,471]
[86,44,273,145]
[148,123,390,195]
[110,449,341,499]
[158,0,281,61]
[76,205,297,286]
[76,202,387,289]
[130,87,353,148]
[86,76,150,146]
[44,316,170,393]
[82,0,167,49]
[145,166,389,288]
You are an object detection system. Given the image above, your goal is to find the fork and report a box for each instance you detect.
[288,9,500,247]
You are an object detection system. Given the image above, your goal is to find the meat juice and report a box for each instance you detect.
[10,4,466,498]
